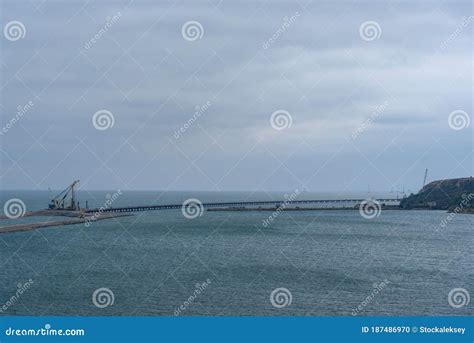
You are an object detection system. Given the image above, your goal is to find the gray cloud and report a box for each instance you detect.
[0,0,471,192]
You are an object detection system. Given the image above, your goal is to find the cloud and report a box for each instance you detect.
[0,0,471,191]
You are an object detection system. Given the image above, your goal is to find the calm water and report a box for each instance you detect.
[0,191,472,316]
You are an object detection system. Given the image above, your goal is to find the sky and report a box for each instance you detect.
[0,0,472,192]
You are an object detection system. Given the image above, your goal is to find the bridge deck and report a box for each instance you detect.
[85,199,400,213]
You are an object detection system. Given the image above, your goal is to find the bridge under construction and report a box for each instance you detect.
[84,198,400,214]
[42,180,402,215]
[0,180,402,234]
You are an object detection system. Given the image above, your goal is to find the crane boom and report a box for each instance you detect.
[49,180,80,210]
[422,169,428,189]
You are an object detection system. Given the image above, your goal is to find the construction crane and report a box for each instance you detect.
[422,168,429,189]
[48,180,80,210]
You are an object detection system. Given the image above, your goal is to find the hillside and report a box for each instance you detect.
[399,177,474,211]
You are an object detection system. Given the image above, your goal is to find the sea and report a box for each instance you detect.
[0,190,472,316]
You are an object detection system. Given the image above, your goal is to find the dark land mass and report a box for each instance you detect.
[399,177,474,212]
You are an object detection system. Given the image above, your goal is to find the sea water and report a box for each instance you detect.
[0,190,472,316]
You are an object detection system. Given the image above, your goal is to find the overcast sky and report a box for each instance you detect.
[0,0,472,192]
